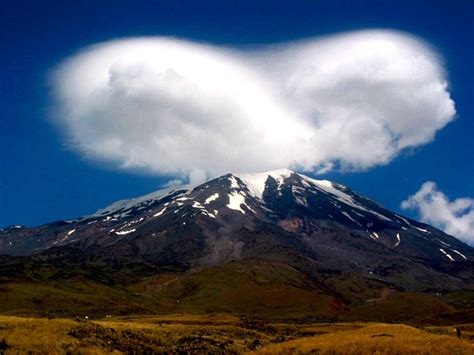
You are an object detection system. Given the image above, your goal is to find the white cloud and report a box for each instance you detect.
[51,30,456,181]
[402,182,474,245]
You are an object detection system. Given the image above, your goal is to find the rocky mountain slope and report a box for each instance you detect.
[1,169,473,319]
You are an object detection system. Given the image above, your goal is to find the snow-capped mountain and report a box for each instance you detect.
[1,169,473,292]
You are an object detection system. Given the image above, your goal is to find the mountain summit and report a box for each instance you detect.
[1,169,473,317]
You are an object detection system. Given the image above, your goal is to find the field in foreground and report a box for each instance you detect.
[0,315,473,354]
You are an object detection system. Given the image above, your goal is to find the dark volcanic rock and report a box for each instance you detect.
[1,169,473,293]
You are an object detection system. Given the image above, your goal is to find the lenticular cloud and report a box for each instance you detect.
[52,30,456,180]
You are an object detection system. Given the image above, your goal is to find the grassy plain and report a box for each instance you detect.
[1,259,474,353]
[0,315,473,354]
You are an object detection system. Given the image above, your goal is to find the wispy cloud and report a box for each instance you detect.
[402,182,474,245]
[51,30,455,181]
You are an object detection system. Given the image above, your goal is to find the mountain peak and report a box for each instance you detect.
[232,168,295,178]
[232,168,295,199]
[2,167,472,266]
[231,168,344,202]
[2,169,473,322]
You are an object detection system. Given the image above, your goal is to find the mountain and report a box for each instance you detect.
[1,169,473,321]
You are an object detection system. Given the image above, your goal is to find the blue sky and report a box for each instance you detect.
[0,0,473,232]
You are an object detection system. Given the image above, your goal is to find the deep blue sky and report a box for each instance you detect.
[0,0,473,227]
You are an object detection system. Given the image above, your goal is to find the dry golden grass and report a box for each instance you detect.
[109,313,241,324]
[0,316,104,354]
[344,292,455,323]
[257,323,474,354]
[0,315,266,353]
[0,315,473,354]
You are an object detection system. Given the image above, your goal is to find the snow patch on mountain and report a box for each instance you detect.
[341,211,361,226]
[292,186,308,206]
[301,175,394,223]
[370,232,380,240]
[440,248,454,262]
[192,201,205,210]
[154,207,167,217]
[234,168,293,199]
[93,186,191,217]
[415,226,430,233]
[204,193,219,204]
[451,249,467,260]
[395,233,401,247]
[229,176,240,189]
[227,192,254,214]
[115,229,136,235]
